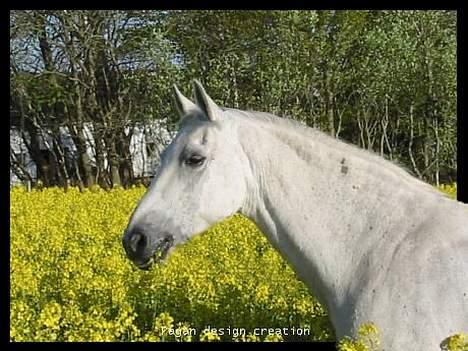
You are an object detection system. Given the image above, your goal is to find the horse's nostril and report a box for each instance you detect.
[129,232,147,254]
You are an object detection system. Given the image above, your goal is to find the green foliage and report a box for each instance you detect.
[167,10,457,184]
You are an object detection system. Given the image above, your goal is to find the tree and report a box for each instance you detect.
[10,10,181,188]
[10,10,457,188]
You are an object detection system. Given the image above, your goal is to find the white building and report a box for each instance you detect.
[10,119,174,186]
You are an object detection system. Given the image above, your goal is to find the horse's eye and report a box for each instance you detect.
[185,154,206,167]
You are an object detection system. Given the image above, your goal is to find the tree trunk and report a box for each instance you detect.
[408,104,422,179]
[107,135,122,187]
[326,73,335,137]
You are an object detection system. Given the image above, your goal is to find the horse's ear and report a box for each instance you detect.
[193,79,222,122]
[172,84,199,118]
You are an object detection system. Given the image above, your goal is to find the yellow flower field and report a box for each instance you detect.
[10,185,331,342]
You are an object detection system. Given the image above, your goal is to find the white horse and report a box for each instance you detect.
[122,80,468,350]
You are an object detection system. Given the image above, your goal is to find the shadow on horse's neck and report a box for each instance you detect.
[235,112,441,334]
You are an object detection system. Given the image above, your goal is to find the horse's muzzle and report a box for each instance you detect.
[123,230,174,270]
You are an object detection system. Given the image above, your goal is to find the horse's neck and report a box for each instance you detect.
[237,116,439,328]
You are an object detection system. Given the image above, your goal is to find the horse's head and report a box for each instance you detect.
[122,80,250,269]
